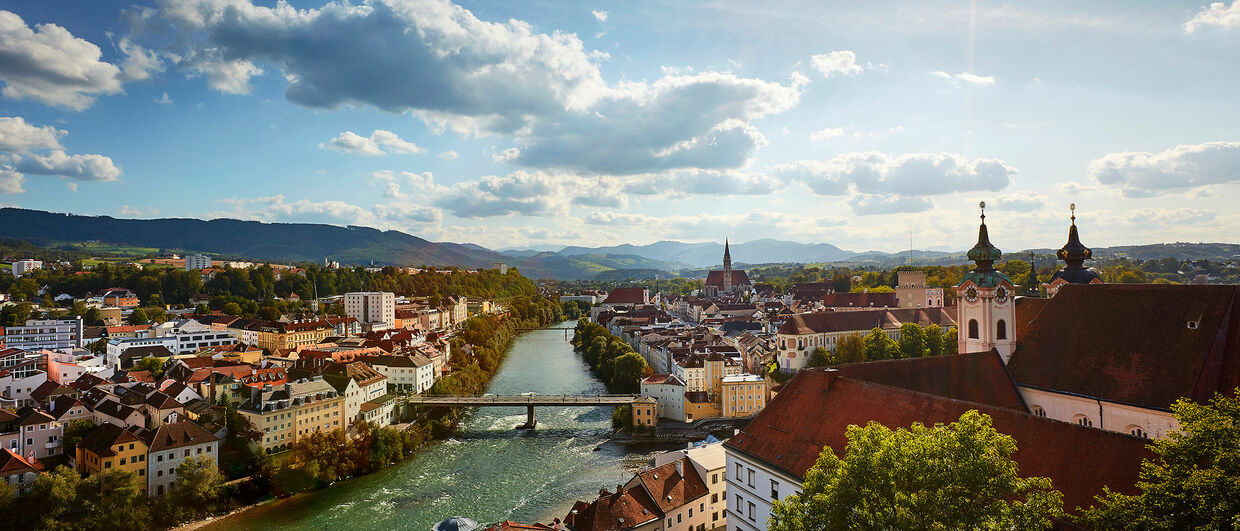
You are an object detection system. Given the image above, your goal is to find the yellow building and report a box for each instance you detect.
[255,321,335,351]
[631,396,658,427]
[721,374,767,418]
[239,376,346,452]
[76,423,148,492]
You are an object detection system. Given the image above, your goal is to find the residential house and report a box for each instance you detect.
[15,408,61,459]
[143,421,219,497]
[322,362,387,426]
[0,447,41,496]
[77,423,149,492]
[238,377,345,452]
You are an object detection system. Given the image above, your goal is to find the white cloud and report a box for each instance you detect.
[371,170,436,192]
[493,147,521,163]
[592,9,608,22]
[382,182,407,200]
[810,127,846,140]
[179,47,263,94]
[0,116,64,152]
[374,201,443,224]
[776,152,1016,196]
[434,170,572,218]
[0,168,22,194]
[116,37,164,81]
[1185,1,1240,33]
[15,150,122,181]
[65,182,77,192]
[119,205,159,216]
[1120,207,1217,226]
[1089,141,1240,197]
[321,130,424,156]
[154,92,173,104]
[0,10,123,109]
[811,50,863,77]
[437,150,458,160]
[153,0,798,175]
[993,191,1048,212]
[623,169,779,197]
[930,71,996,86]
[848,194,935,215]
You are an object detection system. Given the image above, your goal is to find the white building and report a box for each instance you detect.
[150,319,237,354]
[145,420,220,497]
[654,440,729,530]
[10,260,41,277]
[640,374,686,422]
[323,362,388,426]
[3,318,83,351]
[184,254,212,271]
[344,292,395,331]
[106,337,178,370]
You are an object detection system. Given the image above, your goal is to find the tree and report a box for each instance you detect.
[223,302,243,316]
[863,328,897,361]
[770,410,1064,531]
[23,465,80,528]
[1079,389,1240,529]
[78,469,150,531]
[132,356,166,377]
[167,456,225,520]
[944,328,959,355]
[129,307,149,325]
[835,334,867,364]
[61,419,96,455]
[610,352,648,393]
[924,324,945,357]
[896,323,926,359]
[807,347,834,368]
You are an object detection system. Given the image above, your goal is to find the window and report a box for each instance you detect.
[736,495,742,510]
[105,461,112,469]
[689,508,693,517]
[712,472,718,484]
[677,514,682,523]
[1074,414,1094,428]
[735,463,742,480]
[771,479,779,500]
[1128,426,1149,438]
[748,502,756,521]
[747,469,754,487]
[120,457,126,465]
[968,319,979,339]
[667,519,672,528]
[997,319,1007,340]
[1031,405,1046,417]
[712,493,718,503]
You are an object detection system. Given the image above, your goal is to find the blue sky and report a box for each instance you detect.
[0,0,1237,252]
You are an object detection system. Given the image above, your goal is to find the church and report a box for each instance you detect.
[702,239,751,298]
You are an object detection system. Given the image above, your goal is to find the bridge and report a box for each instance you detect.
[401,394,638,429]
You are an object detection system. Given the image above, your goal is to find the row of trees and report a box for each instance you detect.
[804,323,959,370]
[0,457,226,531]
[262,421,433,495]
[571,320,652,394]
[770,389,1240,530]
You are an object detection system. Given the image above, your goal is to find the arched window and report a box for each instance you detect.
[1073,414,1093,428]
[1127,425,1149,439]
[1030,405,1045,417]
[996,319,1007,340]
[968,319,979,339]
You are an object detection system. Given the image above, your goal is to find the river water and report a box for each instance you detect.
[200,323,677,530]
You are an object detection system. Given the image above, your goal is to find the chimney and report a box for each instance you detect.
[824,367,839,390]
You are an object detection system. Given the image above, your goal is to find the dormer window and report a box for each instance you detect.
[1187,320,1199,330]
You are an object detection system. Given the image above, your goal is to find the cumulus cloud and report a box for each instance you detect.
[215,194,378,226]
[1088,141,1240,197]
[992,191,1048,212]
[848,194,934,215]
[930,71,996,86]
[152,0,798,175]
[810,127,845,140]
[179,47,263,94]
[592,9,608,22]
[1121,207,1217,226]
[437,150,458,160]
[374,201,443,224]
[65,182,77,192]
[321,130,424,156]
[382,182,407,199]
[15,150,122,181]
[116,36,164,81]
[0,10,124,110]
[0,116,64,152]
[513,72,801,174]
[623,169,779,197]
[1185,1,1240,33]
[776,152,1016,196]
[811,51,863,77]
[154,92,173,104]
[0,116,122,188]
[434,170,572,218]
[119,205,159,216]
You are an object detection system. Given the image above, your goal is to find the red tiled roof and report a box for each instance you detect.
[1009,284,1240,410]
[0,448,40,475]
[603,288,648,305]
[633,458,709,514]
[704,270,751,289]
[777,310,888,335]
[822,292,897,308]
[641,374,685,386]
[725,370,1150,514]
[563,487,662,531]
[145,421,217,452]
[832,352,1026,411]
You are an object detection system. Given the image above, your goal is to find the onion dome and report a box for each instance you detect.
[1051,203,1101,285]
[966,201,1002,270]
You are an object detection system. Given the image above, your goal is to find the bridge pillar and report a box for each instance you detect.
[519,405,537,430]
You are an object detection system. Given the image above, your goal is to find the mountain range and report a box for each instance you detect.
[3,208,1237,280]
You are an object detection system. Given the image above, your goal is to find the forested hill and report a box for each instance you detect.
[0,207,505,268]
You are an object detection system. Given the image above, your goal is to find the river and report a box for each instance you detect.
[200,322,678,530]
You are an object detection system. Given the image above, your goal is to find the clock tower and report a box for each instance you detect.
[957,202,1018,362]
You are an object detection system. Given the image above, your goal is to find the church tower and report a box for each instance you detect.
[722,239,733,293]
[956,202,1018,362]
[1047,203,1103,297]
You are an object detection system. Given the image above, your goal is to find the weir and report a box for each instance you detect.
[400,394,639,430]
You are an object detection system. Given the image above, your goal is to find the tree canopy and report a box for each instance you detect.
[770,410,1064,531]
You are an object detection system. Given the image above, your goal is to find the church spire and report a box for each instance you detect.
[966,201,1002,272]
[723,238,732,273]
[1056,203,1092,269]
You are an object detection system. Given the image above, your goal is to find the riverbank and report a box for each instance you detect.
[190,320,680,530]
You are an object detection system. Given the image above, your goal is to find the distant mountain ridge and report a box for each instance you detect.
[552,238,854,268]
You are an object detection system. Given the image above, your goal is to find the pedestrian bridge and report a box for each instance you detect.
[402,394,638,429]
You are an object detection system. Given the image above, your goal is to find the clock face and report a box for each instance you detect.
[964,286,979,303]
[996,286,1009,303]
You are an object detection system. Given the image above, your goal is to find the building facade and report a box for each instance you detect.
[344,292,396,331]
[3,318,84,351]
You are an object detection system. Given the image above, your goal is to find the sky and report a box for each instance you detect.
[0,0,1238,253]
